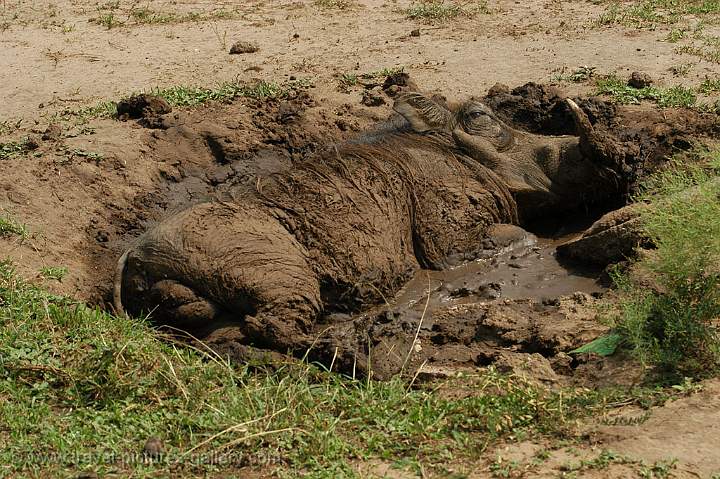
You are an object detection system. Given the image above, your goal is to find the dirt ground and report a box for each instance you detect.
[3,0,720,477]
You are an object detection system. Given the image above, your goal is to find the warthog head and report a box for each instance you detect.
[394,92,610,216]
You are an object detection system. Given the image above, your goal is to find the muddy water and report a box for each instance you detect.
[386,228,606,319]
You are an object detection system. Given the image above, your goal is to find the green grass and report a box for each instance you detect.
[699,78,720,93]
[597,0,720,28]
[553,65,597,83]
[0,260,689,477]
[405,0,489,21]
[56,79,312,125]
[608,152,720,379]
[595,74,697,107]
[152,78,312,107]
[90,5,236,29]
[314,0,355,9]
[0,137,35,160]
[0,214,29,239]
[39,266,68,282]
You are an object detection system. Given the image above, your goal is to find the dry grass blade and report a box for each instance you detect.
[181,408,288,458]
[401,271,431,372]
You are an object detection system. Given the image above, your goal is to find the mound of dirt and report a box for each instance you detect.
[116,94,172,120]
[484,82,720,199]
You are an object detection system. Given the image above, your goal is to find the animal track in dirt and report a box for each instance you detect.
[91,79,719,383]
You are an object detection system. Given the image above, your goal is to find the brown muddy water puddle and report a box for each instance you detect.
[385,227,606,320]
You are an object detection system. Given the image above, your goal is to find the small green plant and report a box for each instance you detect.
[314,0,354,9]
[405,0,489,21]
[669,62,693,76]
[554,65,596,83]
[639,458,677,478]
[93,12,123,29]
[0,213,28,238]
[0,137,35,160]
[665,28,686,42]
[130,7,177,24]
[595,74,697,107]
[490,457,520,477]
[0,119,23,135]
[39,266,68,281]
[699,77,720,94]
[597,0,720,29]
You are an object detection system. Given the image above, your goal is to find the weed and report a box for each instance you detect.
[314,0,355,9]
[669,62,693,76]
[665,28,686,42]
[39,266,68,281]
[597,0,720,28]
[580,450,631,469]
[0,137,35,160]
[151,79,309,107]
[0,214,28,238]
[699,77,720,93]
[405,0,489,22]
[66,148,104,162]
[639,459,677,478]
[490,456,520,477]
[595,74,697,107]
[554,65,596,83]
[92,12,123,29]
[0,118,22,135]
[130,7,177,25]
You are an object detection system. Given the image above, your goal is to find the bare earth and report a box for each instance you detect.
[2,0,720,477]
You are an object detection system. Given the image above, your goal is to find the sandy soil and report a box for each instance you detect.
[2,0,720,477]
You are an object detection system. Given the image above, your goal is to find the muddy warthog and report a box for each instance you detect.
[114,93,615,350]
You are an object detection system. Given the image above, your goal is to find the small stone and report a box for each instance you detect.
[541,297,560,306]
[410,29,420,37]
[361,90,385,107]
[229,41,260,54]
[143,436,165,458]
[24,136,40,150]
[42,123,63,141]
[477,282,502,300]
[628,71,653,88]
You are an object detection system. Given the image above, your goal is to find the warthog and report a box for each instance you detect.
[114,93,615,350]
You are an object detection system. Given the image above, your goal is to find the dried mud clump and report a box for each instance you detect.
[229,41,260,54]
[116,94,172,120]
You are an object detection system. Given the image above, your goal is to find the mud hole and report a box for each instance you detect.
[95,81,719,383]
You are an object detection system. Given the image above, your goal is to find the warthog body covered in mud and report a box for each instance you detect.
[114,93,615,350]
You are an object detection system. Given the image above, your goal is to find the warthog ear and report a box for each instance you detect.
[393,92,452,132]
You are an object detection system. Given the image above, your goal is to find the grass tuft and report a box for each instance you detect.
[0,214,29,239]
[0,137,36,160]
[609,153,720,380]
[314,0,355,9]
[405,0,489,21]
[597,0,720,28]
[594,74,697,107]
